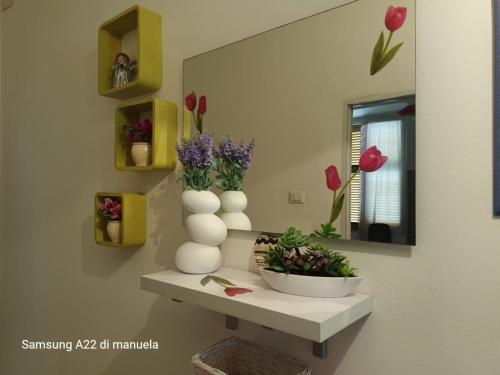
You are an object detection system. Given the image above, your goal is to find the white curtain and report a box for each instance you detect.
[360,120,405,242]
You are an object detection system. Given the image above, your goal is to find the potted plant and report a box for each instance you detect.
[260,227,361,297]
[97,197,122,243]
[122,118,153,166]
[175,132,227,274]
[214,137,255,230]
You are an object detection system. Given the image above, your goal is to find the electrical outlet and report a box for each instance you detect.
[1,0,13,11]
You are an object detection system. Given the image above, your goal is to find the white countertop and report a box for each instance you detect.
[141,267,372,342]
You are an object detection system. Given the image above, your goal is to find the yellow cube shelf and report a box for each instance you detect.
[95,192,147,248]
[115,97,178,171]
[98,5,162,99]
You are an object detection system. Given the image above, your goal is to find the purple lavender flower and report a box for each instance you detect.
[214,137,255,191]
[176,134,214,169]
[215,138,255,170]
[176,134,215,190]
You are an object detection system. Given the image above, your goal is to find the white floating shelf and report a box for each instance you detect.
[141,267,372,357]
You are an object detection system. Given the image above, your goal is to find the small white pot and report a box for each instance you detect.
[182,190,220,214]
[259,269,362,298]
[186,214,227,246]
[175,241,222,274]
[219,191,251,231]
[131,142,151,167]
[106,220,121,243]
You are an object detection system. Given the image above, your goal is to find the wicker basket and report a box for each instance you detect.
[192,336,312,375]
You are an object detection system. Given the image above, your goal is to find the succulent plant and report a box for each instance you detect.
[264,227,357,278]
[277,227,310,250]
[310,223,341,239]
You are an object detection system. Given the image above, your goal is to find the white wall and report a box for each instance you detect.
[1,1,499,375]
[0,7,4,340]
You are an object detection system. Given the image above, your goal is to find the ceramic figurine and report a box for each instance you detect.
[112,52,137,88]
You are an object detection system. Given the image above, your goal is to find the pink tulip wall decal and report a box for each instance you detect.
[370,5,407,75]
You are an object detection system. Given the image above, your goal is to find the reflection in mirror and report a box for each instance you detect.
[349,96,415,245]
[184,0,415,245]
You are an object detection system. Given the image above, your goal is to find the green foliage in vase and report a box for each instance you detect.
[264,227,357,278]
[310,223,341,239]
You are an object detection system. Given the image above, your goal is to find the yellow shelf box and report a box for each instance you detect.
[95,192,147,247]
[115,97,178,171]
[98,5,162,99]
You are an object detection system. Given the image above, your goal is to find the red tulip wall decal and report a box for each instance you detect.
[185,91,207,134]
[325,165,342,191]
[385,6,407,32]
[359,146,388,172]
[200,275,253,297]
[370,5,408,75]
[325,146,388,225]
[185,92,197,112]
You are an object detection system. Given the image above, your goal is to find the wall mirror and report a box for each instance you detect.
[184,0,416,245]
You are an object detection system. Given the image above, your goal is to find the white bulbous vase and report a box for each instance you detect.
[175,190,227,274]
[106,221,121,243]
[131,142,151,166]
[175,242,222,274]
[182,190,221,213]
[219,191,252,231]
[186,214,227,246]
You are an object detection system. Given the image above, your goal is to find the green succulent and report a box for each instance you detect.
[263,245,287,273]
[263,227,358,278]
[277,227,310,250]
[310,223,341,240]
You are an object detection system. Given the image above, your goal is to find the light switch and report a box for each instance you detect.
[289,190,306,204]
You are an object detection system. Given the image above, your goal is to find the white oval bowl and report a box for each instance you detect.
[259,269,362,298]
[186,214,227,246]
[182,190,220,214]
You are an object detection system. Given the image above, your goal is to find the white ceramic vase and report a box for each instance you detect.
[131,142,151,166]
[106,220,121,243]
[175,190,227,274]
[219,191,251,231]
[259,269,362,298]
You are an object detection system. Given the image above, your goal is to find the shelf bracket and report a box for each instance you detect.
[225,315,238,330]
[313,340,328,359]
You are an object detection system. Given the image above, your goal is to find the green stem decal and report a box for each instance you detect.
[329,170,359,224]
[200,275,235,287]
[382,31,393,55]
[370,26,405,75]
